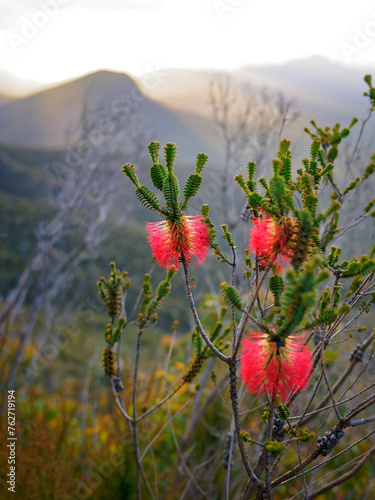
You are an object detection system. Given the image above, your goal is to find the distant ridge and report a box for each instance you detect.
[144,56,373,125]
[0,69,222,163]
[0,70,137,148]
[0,58,373,164]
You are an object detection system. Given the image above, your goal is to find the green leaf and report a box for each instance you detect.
[247,192,263,210]
[304,309,339,330]
[183,173,202,203]
[277,257,322,338]
[209,322,223,343]
[269,274,284,307]
[163,176,180,213]
[196,153,209,174]
[150,163,167,191]
[234,174,251,196]
[247,161,257,180]
[156,280,172,299]
[270,175,286,210]
[275,403,290,420]
[221,283,243,309]
[135,185,161,212]
[327,145,338,163]
[310,138,320,161]
[148,141,160,164]
[164,142,178,174]
[192,327,203,354]
[278,139,292,182]
[122,163,140,188]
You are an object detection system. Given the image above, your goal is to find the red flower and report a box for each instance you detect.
[248,216,296,268]
[146,215,210,270]
[240,333,313,402]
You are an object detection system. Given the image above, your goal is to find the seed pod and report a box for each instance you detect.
[102,347,117,377]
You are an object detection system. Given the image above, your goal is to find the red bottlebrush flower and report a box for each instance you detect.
[240,333,313,402]
[248,216,296,268]
[146,214,210,270]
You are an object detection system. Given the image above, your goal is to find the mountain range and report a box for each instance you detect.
[0,56,374,164]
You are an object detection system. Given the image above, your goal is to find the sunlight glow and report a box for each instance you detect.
[0,0,375,91]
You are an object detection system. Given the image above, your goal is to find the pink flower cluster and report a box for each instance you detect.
[240,333,313,402]
[146,215,210,270]
[248,216,296,269]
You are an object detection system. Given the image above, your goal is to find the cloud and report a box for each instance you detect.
[71,0,166,12]
[0,0,165,29]
[0,1,39,28]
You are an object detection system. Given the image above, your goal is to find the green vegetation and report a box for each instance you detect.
[1,76,375,499]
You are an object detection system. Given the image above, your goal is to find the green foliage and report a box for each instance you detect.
[145,268,176,320]
[98,263,130,347]
[264,439,285,456]
[135,185,162,212]
[269,174,286,215]
[183,172,202,204]
[316,199,341,225]
[163,175,180,216]
[269,274,284,307]
[183,353,207,383]
[343,176,360,195]
[122,163,140,188]
[300,173,319,218]
[297,428,315,443]
[234,173,251,196]
[164,142,178,174]
[292,208,317,269]
[344,275,363,297]
[305,309,339,330]
[201,204,228,261]
[150,163,167,191]
[247,161,257,181]
[327,245,342,268]
[364,198,375,213]
[277,256,323,339]
[257,176,269,197]
[180,153,208,208]
[9,75,375,500]
[261,406,270,423]
[195,152,209,174]
[359,292,375,313]
[102,347,117,377]
[209,321,223,343]
[240,430,251,443]
[221,224,235,248]
[156,280,172,300]
[247,191,263,210]
[275,403,290,421]
[192,326,203,354]
[277,139,293,183]
[341,255,375,278]
[141,273,153,312]
[363,154,375,179]
[304,119,358,163]
[221,282,243,309]
[364,74,375,108]
[148,140,160,164]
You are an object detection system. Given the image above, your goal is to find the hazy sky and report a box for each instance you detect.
[1,0,375,93]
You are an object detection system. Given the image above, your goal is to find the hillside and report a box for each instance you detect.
[1,58,374,168]
[0,70,222,164]
[141,56,373,126]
